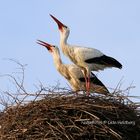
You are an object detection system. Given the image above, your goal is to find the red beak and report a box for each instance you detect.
[50,14,67,30]
[37,40,53,52]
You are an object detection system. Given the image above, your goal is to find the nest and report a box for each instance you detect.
[0,91,140,140]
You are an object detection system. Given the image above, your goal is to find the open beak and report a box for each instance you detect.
[50,14,67,30]
[37,40,53,52]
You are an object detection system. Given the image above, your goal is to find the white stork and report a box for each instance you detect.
[50,14,122,94]
[37,40,109,95]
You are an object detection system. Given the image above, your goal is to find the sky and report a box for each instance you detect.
[0,0,140,102]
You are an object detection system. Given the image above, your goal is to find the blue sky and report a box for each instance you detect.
[0,0,139,99]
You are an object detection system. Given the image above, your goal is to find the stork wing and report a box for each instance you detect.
[66,64,83,79]
[85,55,122,69]
[79,72,109,93]
[73,46,122,69]
[74,46,104,62]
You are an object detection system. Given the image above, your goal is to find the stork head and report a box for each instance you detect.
[37,40,60,55]
[50,14,70,38]
[37,40,55,53]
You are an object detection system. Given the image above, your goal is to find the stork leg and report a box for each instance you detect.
[84,75,90,96]
[87,74,90,96]
[83,73,88,94]
[82,70,90,95]
[84,75,88,92]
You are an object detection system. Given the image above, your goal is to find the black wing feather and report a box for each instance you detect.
[79,72,106,87]
[79,72,109,93]
[85,55,122,69]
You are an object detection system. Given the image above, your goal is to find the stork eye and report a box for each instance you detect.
[64,25,68,29]
[53,45,56,48]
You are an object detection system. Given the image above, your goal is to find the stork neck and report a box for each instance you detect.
[52,52,69,79]
[53,56,62,69]
[53,54,63,70]
[60,32,68,44]
[60,34,71,56]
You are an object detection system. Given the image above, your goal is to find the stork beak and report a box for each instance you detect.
[37,40,53,52]
[50,14,67,30]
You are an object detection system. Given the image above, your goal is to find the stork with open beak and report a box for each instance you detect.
[50,14,122,94]
[37,40,109,95]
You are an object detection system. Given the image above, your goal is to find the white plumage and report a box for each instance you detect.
[37,40,109,95]
[50,14,122,94]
